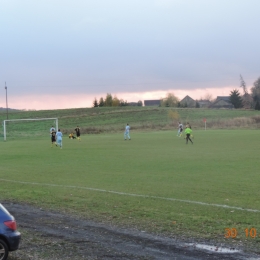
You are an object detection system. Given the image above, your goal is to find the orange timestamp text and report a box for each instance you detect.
[225,228,259,238]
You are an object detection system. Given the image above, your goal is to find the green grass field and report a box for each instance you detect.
[1,129,260,251]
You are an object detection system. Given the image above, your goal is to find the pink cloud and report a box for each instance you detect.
[0,86,239,110]
[116,86,238,103]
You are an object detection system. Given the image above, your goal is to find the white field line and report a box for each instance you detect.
[1,178,260,213]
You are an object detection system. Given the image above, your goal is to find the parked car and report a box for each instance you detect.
[0,203,21,260]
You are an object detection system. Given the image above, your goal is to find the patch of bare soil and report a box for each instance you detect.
[3,202,259,260]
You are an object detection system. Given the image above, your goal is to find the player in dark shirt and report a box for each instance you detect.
[51,130,57,147]
[75,126,81,141]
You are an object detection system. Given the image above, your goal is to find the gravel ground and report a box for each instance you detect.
[3,202,260,260]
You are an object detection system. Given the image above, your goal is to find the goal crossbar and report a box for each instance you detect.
[2,118,58,141]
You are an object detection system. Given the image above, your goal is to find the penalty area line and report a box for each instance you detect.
[0,178,259,213]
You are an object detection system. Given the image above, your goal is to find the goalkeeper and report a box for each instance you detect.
[69,133,76,139]
[185,126,193,144]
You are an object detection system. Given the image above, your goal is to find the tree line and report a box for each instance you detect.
[160,76,260,110]
[93,93,142,107]
[93,76,260,110]
[229,75,260,110]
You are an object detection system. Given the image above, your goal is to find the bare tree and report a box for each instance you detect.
[200,93,214,102]
[251,77,260,109]
[240,74,248,94]
[240,75,252,108]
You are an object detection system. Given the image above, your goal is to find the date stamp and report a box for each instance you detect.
[225,228,258,238]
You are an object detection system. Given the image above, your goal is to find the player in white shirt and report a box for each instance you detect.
[124,123,131,140]
[50,126,55,134]
[177,122,183,137]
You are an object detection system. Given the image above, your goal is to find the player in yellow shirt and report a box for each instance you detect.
[69,133,76,139]
[185,127,193,144]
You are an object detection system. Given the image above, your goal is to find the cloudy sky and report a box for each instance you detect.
[0,0,259,110]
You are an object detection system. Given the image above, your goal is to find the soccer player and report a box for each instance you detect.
[185,126,193,144]
[51,130,57,147]
[185,122,194,139]
[50,125,55,134]
[177,122,183,137]
[124,123,131,140]
[75,126,81,141]
[50,126,56,147]
[69,133,76,139]
[56,129,63,149]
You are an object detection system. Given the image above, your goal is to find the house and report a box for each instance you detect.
[210,96,234,109]
[144,100,161,106]
[127,102,138,106]
[180,95,196,108]
[198,100,211,108]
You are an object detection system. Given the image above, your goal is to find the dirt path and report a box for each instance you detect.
[3,202,258,260]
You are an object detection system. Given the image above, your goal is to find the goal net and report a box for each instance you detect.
[2,118,58,141]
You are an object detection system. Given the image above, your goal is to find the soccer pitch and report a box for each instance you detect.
[1,130,260,249]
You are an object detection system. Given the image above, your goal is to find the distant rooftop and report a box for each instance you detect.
[144,100,160,106]
[216,96,231,102]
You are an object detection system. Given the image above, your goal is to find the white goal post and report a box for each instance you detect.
[2,118,58,141]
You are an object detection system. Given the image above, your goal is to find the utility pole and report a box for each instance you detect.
[5,82,8,119]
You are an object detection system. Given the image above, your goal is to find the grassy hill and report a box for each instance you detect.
[0,106,260,138]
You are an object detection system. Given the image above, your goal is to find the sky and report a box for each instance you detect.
[0,0,260,110]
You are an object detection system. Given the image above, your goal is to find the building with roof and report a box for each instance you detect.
[144,100,161,106]
[210,96,234,109]
[127,102,138,106]
[180,95,196,108]
[198,100,211,108]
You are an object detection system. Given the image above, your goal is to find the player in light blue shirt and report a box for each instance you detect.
[124,123,131,140]
[56,129,63,149]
